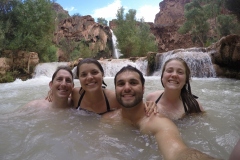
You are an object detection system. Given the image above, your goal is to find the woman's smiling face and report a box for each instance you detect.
[78,63,104,91]
[161,59,187,90]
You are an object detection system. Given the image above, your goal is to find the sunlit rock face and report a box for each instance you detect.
[53,15,112,61]
[0,50,39,76]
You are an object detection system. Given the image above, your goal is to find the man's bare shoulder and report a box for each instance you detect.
[24,99,50,108]
[101,109,122,121]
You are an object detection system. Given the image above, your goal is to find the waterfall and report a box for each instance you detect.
[153,48,216,78]
[32,47,216,78]
[99,58,148,77]
[111,30,122,59]
[33,62,69,78]
[33,59,148,78]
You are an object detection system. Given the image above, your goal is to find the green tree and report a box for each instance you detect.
[97,17,108,26]
[113,7,157,58]
[217,14,240,36]
[45,45,58,62]
[179,0,240,46]
[0,0,20,51]
[0,0,55,62]
[59,37,93,61]
[136,18,158,57]
[198,0,225,18]
[178,0,209,46]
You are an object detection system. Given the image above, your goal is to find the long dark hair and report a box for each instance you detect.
[161,57,202,114]
[76,58,107,86]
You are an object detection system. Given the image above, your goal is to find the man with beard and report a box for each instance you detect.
[102,65,219,160]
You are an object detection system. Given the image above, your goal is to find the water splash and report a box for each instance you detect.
[153,48,216,78]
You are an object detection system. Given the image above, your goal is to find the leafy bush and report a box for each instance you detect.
[0,72,15,83]
[113,7,157,58]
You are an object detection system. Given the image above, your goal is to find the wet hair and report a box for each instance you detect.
[52,65,74,83]
[161,57,202,114]
[114,65,145,87]
[76,58,107,86]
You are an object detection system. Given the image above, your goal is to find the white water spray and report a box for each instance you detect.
[153,48,216,78]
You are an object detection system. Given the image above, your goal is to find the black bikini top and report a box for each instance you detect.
[76,87,111,115]
[155,92,188,113]
[155,92,199,114]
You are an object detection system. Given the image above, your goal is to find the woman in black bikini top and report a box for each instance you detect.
[70,58,122,115]
[155,92,200,114]
[76,87,112,115]
[146,57,203,118]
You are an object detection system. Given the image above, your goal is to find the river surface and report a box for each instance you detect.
[0,72,239,160]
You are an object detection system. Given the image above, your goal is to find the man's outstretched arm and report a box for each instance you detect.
[141,115,220,160]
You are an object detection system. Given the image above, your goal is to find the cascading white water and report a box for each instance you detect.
[111,30,122,59]
[69,58,148,78]
[153,48,216,78]
[99,58,148,77]
[31,59,148,78]
[33,49,216,78]
[33,62,69,78]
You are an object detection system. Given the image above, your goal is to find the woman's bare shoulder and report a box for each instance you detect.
[103,88,121,109]
[103,88,115,98]
[146,90,164,101]
[72,87,81,93]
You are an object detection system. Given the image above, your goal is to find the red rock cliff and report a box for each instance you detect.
[53,15,113,61]
[151,0,202,53]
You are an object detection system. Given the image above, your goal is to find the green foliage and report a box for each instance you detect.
[0,0,55,62]
[45,45,58,62]
[59,37,83,61]
[202,1,224,19]
[179,0,209,46]
[70,49,80,61]
[136,19,158,56]
[0,22,4,51]
[78,41,93,58]
[217,14,240,36]
[113,7,157,58]
[0,72,15,83]
[179,0,240,46]
[57,12,69,22]
[0,0,20,50]
[71,40,93,59]
[58,37,94,61]
[97,17,108,26]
